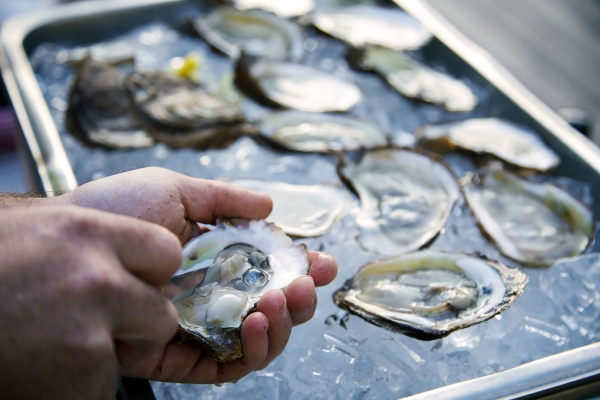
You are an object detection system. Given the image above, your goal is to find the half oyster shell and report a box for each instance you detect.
[311,5,432,50]
[340,148,459,256]
[66,56,154,149]
[462,163,595,267]
[334,251,528,340]
[193,7,304,61]
[235,55,362,112]
[416,118,560,172]
[259,111,388,152]
[229,179,348,237]
[226,0,315,18]
[348,47,478,112]
[167,219,309,362]
[125,70,250,149]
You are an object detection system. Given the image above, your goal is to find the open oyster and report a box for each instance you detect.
[416,118,560,171]
[259,111,388,152]
[193,7,304,61]
[226,0,315,18]
[348,47,478,112]
[66,56,154,149]
[311,5,431,50]
[229,179,348,237]
[462,163,595,267]
[125,70,250,149]
[340,148,459,256]
[235,55,362,112]
[334,251,528,340]
[167,219,309,362]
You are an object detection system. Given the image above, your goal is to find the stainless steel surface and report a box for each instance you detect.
[3,0,600,397]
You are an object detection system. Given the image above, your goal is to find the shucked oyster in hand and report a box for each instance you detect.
[235,55,362,112]
[334,252,527,340]
[166,219,309,362]
[125,70,250,149]
[340,148,459,256]
[66,56,154,149]
[462,163,595,267]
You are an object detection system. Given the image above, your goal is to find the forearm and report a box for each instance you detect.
[0,193,62,208]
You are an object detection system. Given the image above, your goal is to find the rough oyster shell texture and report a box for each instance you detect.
[334,251,528,340]
[462,163,595,267]
[340,148,459,256]
[169,219,309,362]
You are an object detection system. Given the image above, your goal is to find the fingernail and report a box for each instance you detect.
[280,300,289,320]
[309,294,317,308]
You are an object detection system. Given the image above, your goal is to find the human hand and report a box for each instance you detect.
[0,205,182,399]
[55,167,338,383]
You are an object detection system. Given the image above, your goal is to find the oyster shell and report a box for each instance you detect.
[168,219,309,362]
[334,251,528,340]
[259,111,387,152]
[193,7,304,61]
[235,55,362,112]
[226,0,315,18]
[66,56,154,149]
[125,70,251,149]
[229,179,348,237]
[348,47,478,112]
[311,5,431,50]
[416,118,560,172]
[340,148,459,256]
[461,163,595,267]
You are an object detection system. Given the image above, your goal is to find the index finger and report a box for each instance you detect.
[176,177,273,224]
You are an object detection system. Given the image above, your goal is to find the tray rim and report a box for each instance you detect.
[2,0,600,397]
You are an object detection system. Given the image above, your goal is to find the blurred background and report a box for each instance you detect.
[1,0,599,193]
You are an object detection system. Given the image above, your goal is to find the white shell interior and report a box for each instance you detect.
[231,0,314,18]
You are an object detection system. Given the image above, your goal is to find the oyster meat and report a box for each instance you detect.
[462,163,595,267]
[349,47,478,112]
[259,111,388,152]
[227,0,315,18]
[125,70,250,149]
[66,56,154,149]
[168,219,309,362]
[193,7,304,61]
[340,148,459,256]
[229,179,348,237]
[334,251,528,340]
[416,118,560,171]
[312,5,431,50]
[235,55,361,112]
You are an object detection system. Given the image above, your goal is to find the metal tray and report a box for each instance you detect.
[3,0,600,398]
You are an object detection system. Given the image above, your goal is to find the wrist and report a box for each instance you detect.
[0,191,73,208]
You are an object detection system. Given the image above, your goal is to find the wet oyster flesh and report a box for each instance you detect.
[168,219,309,362]
[312,5,431,50]
[125,70,250,149]
[193,7,304,61]
[350,47,478,112]
[334,251,528,340]
[235,55,362,112]
[229,179,348,237]
[66,56,154,149]
[259,111,388,152]
[341,148,459,256]
[462,163,595,267]
[416,118,560,172]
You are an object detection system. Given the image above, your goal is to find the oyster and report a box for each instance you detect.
[348,47,478,112]
[229,179,348,237]
[168,219,309,362]
[462,163,595,267]
[66,56,154,149]
[235,55,362,112]
[227,0,315,18]
[193,7,304,61]
[259,111,388,152]
[340,148,459,256]
[311,5,431,50]
[416,118,560,171]
[125,70,251,149]
[334,251,528,340]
